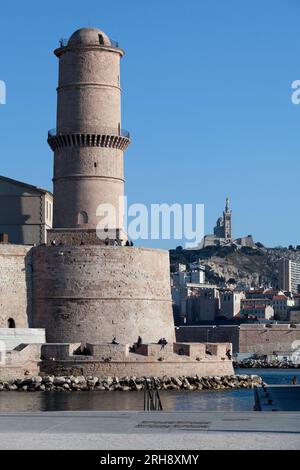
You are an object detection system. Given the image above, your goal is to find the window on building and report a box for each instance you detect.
[7,318,15,328]
[99,34,104,45]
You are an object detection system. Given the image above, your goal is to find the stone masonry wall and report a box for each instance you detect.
[0,344,41,381]
[238,324,300,355]
[41,359,234,378]
[40,341,234,377]
[176,326,240,352]
[32,245,176,345]
[0,245,32,328]
[176,324,300,355]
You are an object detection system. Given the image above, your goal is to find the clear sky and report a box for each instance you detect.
[0,0,300,249]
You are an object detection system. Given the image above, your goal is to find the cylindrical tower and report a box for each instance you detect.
[32,27,176,346]
[48,28,130,234]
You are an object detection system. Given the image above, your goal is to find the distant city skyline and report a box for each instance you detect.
[0,0,300,249]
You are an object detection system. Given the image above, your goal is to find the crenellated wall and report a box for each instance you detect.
[40,341,234,377]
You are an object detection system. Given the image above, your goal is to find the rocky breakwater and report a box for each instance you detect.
[234,359,300,369]
[0,374,262,392]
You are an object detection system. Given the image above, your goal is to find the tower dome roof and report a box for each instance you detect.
[67,27,111,47]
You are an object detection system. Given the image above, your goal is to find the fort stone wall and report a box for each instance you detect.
[32,245,176,345]
[176,324,300,355]
[238,324,300,355]
[0,245,32,328]
[40,341,234,377]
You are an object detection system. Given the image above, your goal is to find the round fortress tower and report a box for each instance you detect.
[48,27,129,234]
[32,27,176,345]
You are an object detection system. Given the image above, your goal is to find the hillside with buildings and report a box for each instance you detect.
[170,244,300,289]
[170,198,300,325]
[171,197,300,289]
[170,245,300,326]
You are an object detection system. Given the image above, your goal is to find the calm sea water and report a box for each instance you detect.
[0,369,299,413]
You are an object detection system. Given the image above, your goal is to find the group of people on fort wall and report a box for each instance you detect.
[112,336,169,353]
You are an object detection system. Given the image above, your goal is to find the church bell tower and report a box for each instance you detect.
[223,197,232,240]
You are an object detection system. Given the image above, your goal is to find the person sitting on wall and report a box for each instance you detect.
[206,348,212,356]
[130,241,134,246]
[51,240,56,246]
[111,336,119,345]
[129,345,136,353]
[137,336,142,347]
[105,237,109,246]
[125,240,130,246]
[226,349,232,360]
[292,376,298,385]
[159,338,168,350]
[103,356,112,363]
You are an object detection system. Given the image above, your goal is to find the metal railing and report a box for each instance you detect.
[110,39,119,48]
[144,378,163,411]
[58,37,119,49]
[48,128,130,139]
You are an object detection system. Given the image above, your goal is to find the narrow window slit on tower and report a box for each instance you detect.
[99,34,104,45]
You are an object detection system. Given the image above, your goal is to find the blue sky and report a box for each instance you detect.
[0,0,300,249]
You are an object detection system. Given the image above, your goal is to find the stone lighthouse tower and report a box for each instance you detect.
[32,27,176,345]
[47,28,129,241]
[29,27,233,378]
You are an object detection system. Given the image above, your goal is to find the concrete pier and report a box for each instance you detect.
[0,411,299,449]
